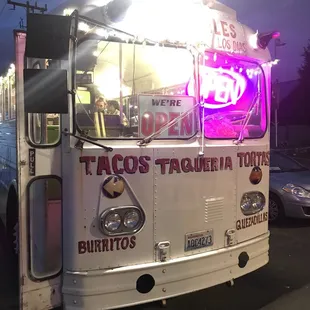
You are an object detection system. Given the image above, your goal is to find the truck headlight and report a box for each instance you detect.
[283,183,310,198]
[99,206,145,236]
[104,212,121,232]
[240,191,266,215]
[124,210,140,229]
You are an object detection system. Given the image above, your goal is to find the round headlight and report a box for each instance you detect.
[124,210,140,229]
[104,212,121,232]
[240,192,266,215]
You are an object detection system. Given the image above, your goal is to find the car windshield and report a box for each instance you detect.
[270,152,307,173]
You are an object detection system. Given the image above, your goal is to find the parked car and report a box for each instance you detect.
[269,151,310,222]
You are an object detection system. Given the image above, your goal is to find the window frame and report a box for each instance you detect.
[75,36,199,141]
[26,175,63,282]
[201,57,268,141]
[24,60,62,148]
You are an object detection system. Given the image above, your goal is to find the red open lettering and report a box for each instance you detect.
[141,112,154,136]
[155,112,168,132]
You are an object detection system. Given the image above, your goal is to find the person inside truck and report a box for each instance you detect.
[106,100,129,127]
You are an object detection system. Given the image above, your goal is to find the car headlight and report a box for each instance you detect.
[240,191,266,215]
[104,212,121,232]
[283,183,310,198]
[124,210,140,229]
[99,206,145,236]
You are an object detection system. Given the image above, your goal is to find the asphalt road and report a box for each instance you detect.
[1,218,310,310]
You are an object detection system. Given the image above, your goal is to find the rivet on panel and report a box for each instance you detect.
[73,280,77,284]
[73,300,77,304]
[162,269,166,273]
[162,288,166,292]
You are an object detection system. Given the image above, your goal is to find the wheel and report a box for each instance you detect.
[268,193,285,223]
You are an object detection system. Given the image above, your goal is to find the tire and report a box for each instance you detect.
[268,193,285,223]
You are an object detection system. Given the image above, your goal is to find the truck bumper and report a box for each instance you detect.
[63,232,269,310]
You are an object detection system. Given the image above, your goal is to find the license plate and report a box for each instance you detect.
[185,230,213,252]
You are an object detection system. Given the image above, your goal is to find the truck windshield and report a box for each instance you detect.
[75,39,198,139]
[192,52,267,140]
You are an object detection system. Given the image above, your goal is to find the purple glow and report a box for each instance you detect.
[187,67,247,109]
[272,31,280,38]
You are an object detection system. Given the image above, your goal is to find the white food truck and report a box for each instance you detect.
[0,0,280,309]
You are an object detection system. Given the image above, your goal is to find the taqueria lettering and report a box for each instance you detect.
[80,151,269,175]
[80,155,233,175]
[237,151,270,167]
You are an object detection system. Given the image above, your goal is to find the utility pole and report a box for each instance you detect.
[273,38,286,148]
[7,1,47,14]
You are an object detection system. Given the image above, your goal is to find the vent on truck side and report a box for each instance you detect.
[205,197,224,223]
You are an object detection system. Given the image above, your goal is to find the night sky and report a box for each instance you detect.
[0,0,309,82]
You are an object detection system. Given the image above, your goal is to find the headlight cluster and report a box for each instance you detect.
[240,191,266,215]
[100,206,145,236]
[283,183,310,199]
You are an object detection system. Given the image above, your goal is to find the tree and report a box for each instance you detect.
[277,40,310,126]
[298,39,310,83]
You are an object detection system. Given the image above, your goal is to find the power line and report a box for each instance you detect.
[7,0,47,14]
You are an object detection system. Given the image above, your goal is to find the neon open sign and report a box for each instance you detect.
[187,67,247,109]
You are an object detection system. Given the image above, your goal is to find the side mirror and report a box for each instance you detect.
[25,13,71,60]
[24,69,69,114]
[24,13,72,114]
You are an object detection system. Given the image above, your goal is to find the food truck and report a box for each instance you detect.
[0,0,279,309]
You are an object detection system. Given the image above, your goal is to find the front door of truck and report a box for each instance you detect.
[15,31,63,309]
[15,11,71,310]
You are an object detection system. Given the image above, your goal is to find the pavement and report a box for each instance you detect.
[261,284,310,310]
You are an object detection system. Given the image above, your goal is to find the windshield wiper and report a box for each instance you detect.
[63,131,113,152]
[137,102,200,146]
[234,92,260,145]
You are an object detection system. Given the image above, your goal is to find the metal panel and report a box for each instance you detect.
[235,143,270,243]
[153,146,238,258]
[62,147,155,271]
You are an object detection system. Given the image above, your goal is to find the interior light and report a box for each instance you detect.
[96,28,109,37]
[78,22,90,32]
[63,8,75,16]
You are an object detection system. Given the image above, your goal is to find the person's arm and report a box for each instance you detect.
[122,113,129,127]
